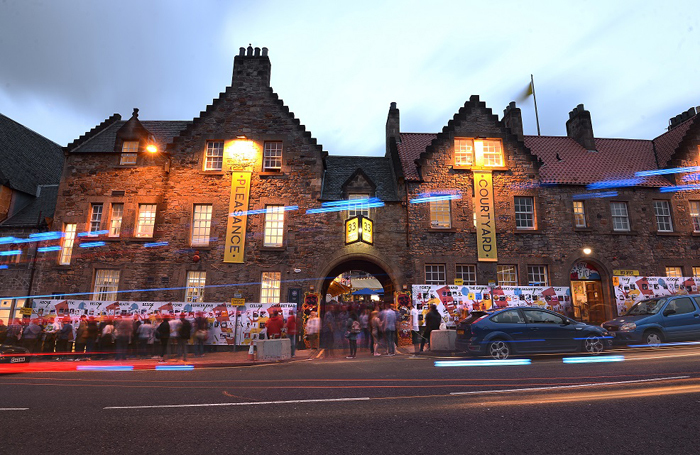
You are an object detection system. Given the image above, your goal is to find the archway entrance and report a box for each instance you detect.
[319,258,395,314]
[570,261,609,324]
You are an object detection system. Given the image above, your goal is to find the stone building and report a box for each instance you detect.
[29,46,700,325]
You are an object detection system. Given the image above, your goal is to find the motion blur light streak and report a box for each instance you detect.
[155,365,195,371]
[76,365,134,371]
[659,184,700,193]
[628,341,700,348]
[562,355,625,364]
[306,198,384,214]
[0,250,21,256]
[636,166,700,176]
[77,230,109,237]
[410,193,462,204]
[231,205,299,217]
[79,242,106,248]
[586,178,643,189]
[144,242,169,248]
[435,359,531,367]
[37,246,62,253]
[572,191,618,200]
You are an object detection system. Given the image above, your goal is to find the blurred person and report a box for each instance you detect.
[85,316,99,358]
[74,315,88,360]
[305,311,320,350]
[336,305,349,352]
[22,318,42,353]
[266,310,284,339]
[177,313,191,361]
[156,316,171,361]
[55,317,73,361]
[193,312,209,357]
[168,314,181,358]
[322,304,336,358]
[286,310,299,357]
[114,316,132,361]
[421,304,442,352]
[6,318,23,346]
[359,308,370,351]
[130,314,141,358]
[0,319,7,345]
[370,308,382,356]
[409,301,421,357]
[43,316,59,354]
[381,303,397,356]
[345,311,360,359]
[100,319,115,359]
[137,318,155,358]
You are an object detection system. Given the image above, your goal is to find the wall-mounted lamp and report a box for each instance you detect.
[402,284,408,290]
[583,247,592,255]
[309,285,314,291]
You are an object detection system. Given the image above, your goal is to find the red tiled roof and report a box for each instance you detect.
[653,116,697,167]
[396,133,436,181]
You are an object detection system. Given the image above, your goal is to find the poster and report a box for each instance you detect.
[412,284,572,327]
[235,302,297,345]
[613,276,698,316]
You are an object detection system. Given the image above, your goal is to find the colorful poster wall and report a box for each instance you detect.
[235,302,297,345]
[613,276,698,316]
[412,285,572,327]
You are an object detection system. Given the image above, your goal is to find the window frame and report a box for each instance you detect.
[260,271,281,304]
[89,203,103,235]
[514,196,535,230]
[429,198,451,229]
[109,203,124,238]
[185,271,206,303]
[204,140,224,171]
[665,266,683,278]
[453,138,505,168]
[263,205,285,247]
[653,200,673,232]
[263,141,283,172]
[610,201,631,232]
[93,269,120,301]
[455,264,476,286]
[347,193,370,219]
[191,204,213,247]
[572,201,586,228]
[120,141,139,165]
[689,201,700,233]
[59,223,77,265]
[497,265,518,286]
[425,264,446,285]
[135,204,157,238]
[693,266,700,278]
[527,265,549,286]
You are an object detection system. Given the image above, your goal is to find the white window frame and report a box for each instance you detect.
[136,204,157,238]
[430,199,451,229]
[690,201,700,233]
[109,203,124,238]
[89,203,103,235]
[514,196,535,230]
[93,269,120,301]
[425,264,446,285]
[665,267,683,278]
[497,265,518,286]
[191,204,213,247]
[261,271,281,304]
[454,138,474,166]
[455,138,504,167]
[204,141,224,171]
[120,141,139,165]
[59,223,77,265]
[263,141,283,171]
[263,205,284,247]
[573,201,586,228]
[480,139,504,167]
[653,200,673,232]
[527,265,549,286]
[347,193,370,218]
[185,271,206,303]
[610,202,631,232]
[455,264,476,285]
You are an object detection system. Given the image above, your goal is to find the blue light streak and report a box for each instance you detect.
[627,341,700,348]
[79,242,106,248]
[30,231,65,240]
[0,265,8,270]
[77,230,109,237]
[587,178,642,190]
[155,365,195,371]
[306,198,385,214]
[636,166,700,177]
[231,205,299,217]
[410,194,462,204]
[434,359,531,367]
[144,242,169,248]
[77,365,134,371]
[562,355,625,364]
[682,173,700,182]
[659,184,700,193]
[0,237,17,245]
[572,191,618,200]
[38,246,62,253]
[0,250,21,256]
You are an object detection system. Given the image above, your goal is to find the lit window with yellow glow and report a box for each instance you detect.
[263,141,283,171]
[455,139,474,166]
[261,271,281,303]
[89,204,103,234]
[665,266,682,277]
[430,199,451,229]
[454,138,504,167]
[136,204,157,238]
[109,203,123,237]
[692,266,700,278]
[185,271,206,303]
[93,269,120,300]
[59,223,77,265]
[690,201,700,232]
[191,204,213,246]
[205,141,224,171]
[264,205,284,247]
[120,141,139,165]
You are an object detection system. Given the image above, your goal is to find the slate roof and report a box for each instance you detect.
[0,113,64,195]
[69,120,190,154]
[0,184,59,228]
[321,156,400,202]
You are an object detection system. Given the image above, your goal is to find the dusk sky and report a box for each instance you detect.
[1,0,698,156]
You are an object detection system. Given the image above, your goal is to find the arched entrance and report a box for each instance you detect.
[570,260,610,324]
[318,257,396,314]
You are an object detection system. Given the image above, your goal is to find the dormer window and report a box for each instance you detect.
[120,141,139,165]
[454,138,504,168]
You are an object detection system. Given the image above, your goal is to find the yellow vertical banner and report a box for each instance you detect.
[224,171,251,263]
[474,170,497,262]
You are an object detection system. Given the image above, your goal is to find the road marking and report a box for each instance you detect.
[450,375,689,396]
[104,396,371,410]
[0,408,29,411]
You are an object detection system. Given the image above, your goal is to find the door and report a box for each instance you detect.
[660,297,700,341]
[586,282,606,325]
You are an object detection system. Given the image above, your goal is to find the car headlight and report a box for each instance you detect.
[619,322,636,332]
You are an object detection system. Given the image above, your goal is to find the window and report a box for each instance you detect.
[185,271,206,303]
[610,202,630,231]
[653,200,673,232]
[93,269,120,300]
[347,194,370,218]
[261,271,281,304]
[425,264,446,285]
[514,196,535,229]
[263,141,283,171]
[454,138,504,167]
[109,203,124,237]
[481,140,504,167]
[527,265,548,286]
[0,248,21,265]
[430,199,451,228]
[573,201,586,228]
[693,267,700,278]
[523,309,565,324]
[497,265,518,286]
[665,267,682,277]
[89,203,103,234]
[120,141,138,165]
[204,141,224,171]
[690,201,700,232]
[136,204,157,238]
[455,265,476,285]
[59,223,77,265]
[667,297,696,315]
[263,205,284,247]
[455,139,474,166]
[191,204,213,246]
[491,309,525,324]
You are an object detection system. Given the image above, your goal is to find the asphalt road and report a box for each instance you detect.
[2,346,700,454]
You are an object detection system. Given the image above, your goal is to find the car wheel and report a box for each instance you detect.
[488,340,510,360]
[583,335,604,355]
[644,330,663,347]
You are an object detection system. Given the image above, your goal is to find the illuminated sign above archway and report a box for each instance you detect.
[345,215,373,245]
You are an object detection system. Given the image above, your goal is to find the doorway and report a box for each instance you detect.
[570,261,608,324]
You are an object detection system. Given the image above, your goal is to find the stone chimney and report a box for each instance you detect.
[502,101,523,140]
[386,102,400,154]
[566,104,596,151]
[232,45,271,90]
[668,106,698,131]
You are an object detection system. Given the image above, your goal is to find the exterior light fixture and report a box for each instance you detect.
[227,137,257,169]
[583,247,592,255]
[146,143,158,153]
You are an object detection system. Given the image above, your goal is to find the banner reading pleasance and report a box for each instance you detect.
[224,171,252,263]
[474,170,497,262]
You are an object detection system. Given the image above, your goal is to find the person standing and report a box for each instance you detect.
[370,308,382,356]
[137,319,155,358]
[55,317,73,360]
[177,313,191,361]
[6,318,23,346]
[156,316,171,361]
[359,308,370,351]
[409,302,421,357]
[114,316,133,361]
[381,303,397,356]
[22,319,42,353]
[305,311,320,350]
[266,311,284,339]
[85,317,99,359]
[168,314,181,359]
[193,312,209,357]
[0,319,7,345]
[345,311,360,359]
[322,306,336,358]
[421,304,442,352]
[286,310,299,357]
[100,318,115,359]
[74,315,88,360]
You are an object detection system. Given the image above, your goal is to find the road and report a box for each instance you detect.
[2,346,700,454]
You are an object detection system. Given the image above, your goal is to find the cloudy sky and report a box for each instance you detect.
[1,0,698,156]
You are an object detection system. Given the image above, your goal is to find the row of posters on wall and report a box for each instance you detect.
[30,300,299,346]
[613,276,698,315]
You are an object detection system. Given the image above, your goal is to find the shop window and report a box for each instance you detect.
[263,205,284,247]
[430,199,451,229]
[610,202,630,232]
[690,201,700,232]
[120,141,138,165]
[204,141,224,171]
[456,264,476,285]
[347,193,370,218]
[497,265,518,286]
[527,265,548,286]
[89,203,103,235]
[425,264,446,285]
[263,141,283,171]
[109,203,123,237]
[261,271,281,303]
[454,138,504,167]
[573,201,586,228]
[59,223,77,265]
[93,269,120,300]
[185,271,206,303]
[692,267,700,278]
[191,204,213,247]
[514,196,535,229]
[136,204,157,238]
[665,267,682,277]
[653,200,673,232]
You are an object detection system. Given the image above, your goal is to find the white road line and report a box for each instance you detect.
[104,396,370,410]
[450,375,690,396]
[0,408,29,411]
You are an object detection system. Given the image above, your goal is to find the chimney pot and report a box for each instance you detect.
[254,47,260,57]
[239,47,245,56]
[390,102,397,109]
[246,44,253,56]
[566,104,596,150]
[132,108,139,118]
[262,47,268,56]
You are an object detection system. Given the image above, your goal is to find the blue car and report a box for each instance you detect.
[455,307,611,359]
[602,294,700,346]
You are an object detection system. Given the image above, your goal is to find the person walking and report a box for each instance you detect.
[305,311,320,350]
[177,313,191,361]
[345,311,360,359]
[168,314,181,359]
[421,304,442,352]
[322,305,336,358]
[6,318,23,346]
[359,308,370,351]
[370,308,382,356]
[100,318,115,359]
[114,316,133,361]
[156,316,171,361]
[22,319,42,353]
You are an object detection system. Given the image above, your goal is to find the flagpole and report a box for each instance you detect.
[531,74,541,136]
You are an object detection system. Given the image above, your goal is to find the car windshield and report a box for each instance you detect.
[625,298,667,316]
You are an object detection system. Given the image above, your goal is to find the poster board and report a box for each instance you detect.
[613,276,698,316]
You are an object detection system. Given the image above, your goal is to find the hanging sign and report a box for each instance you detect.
[345,215,373,245]
[474,171,497,262]
[224,171,251,263]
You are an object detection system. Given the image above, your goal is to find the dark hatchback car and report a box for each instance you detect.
[0,344,31,364]
[455,307,612,359]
